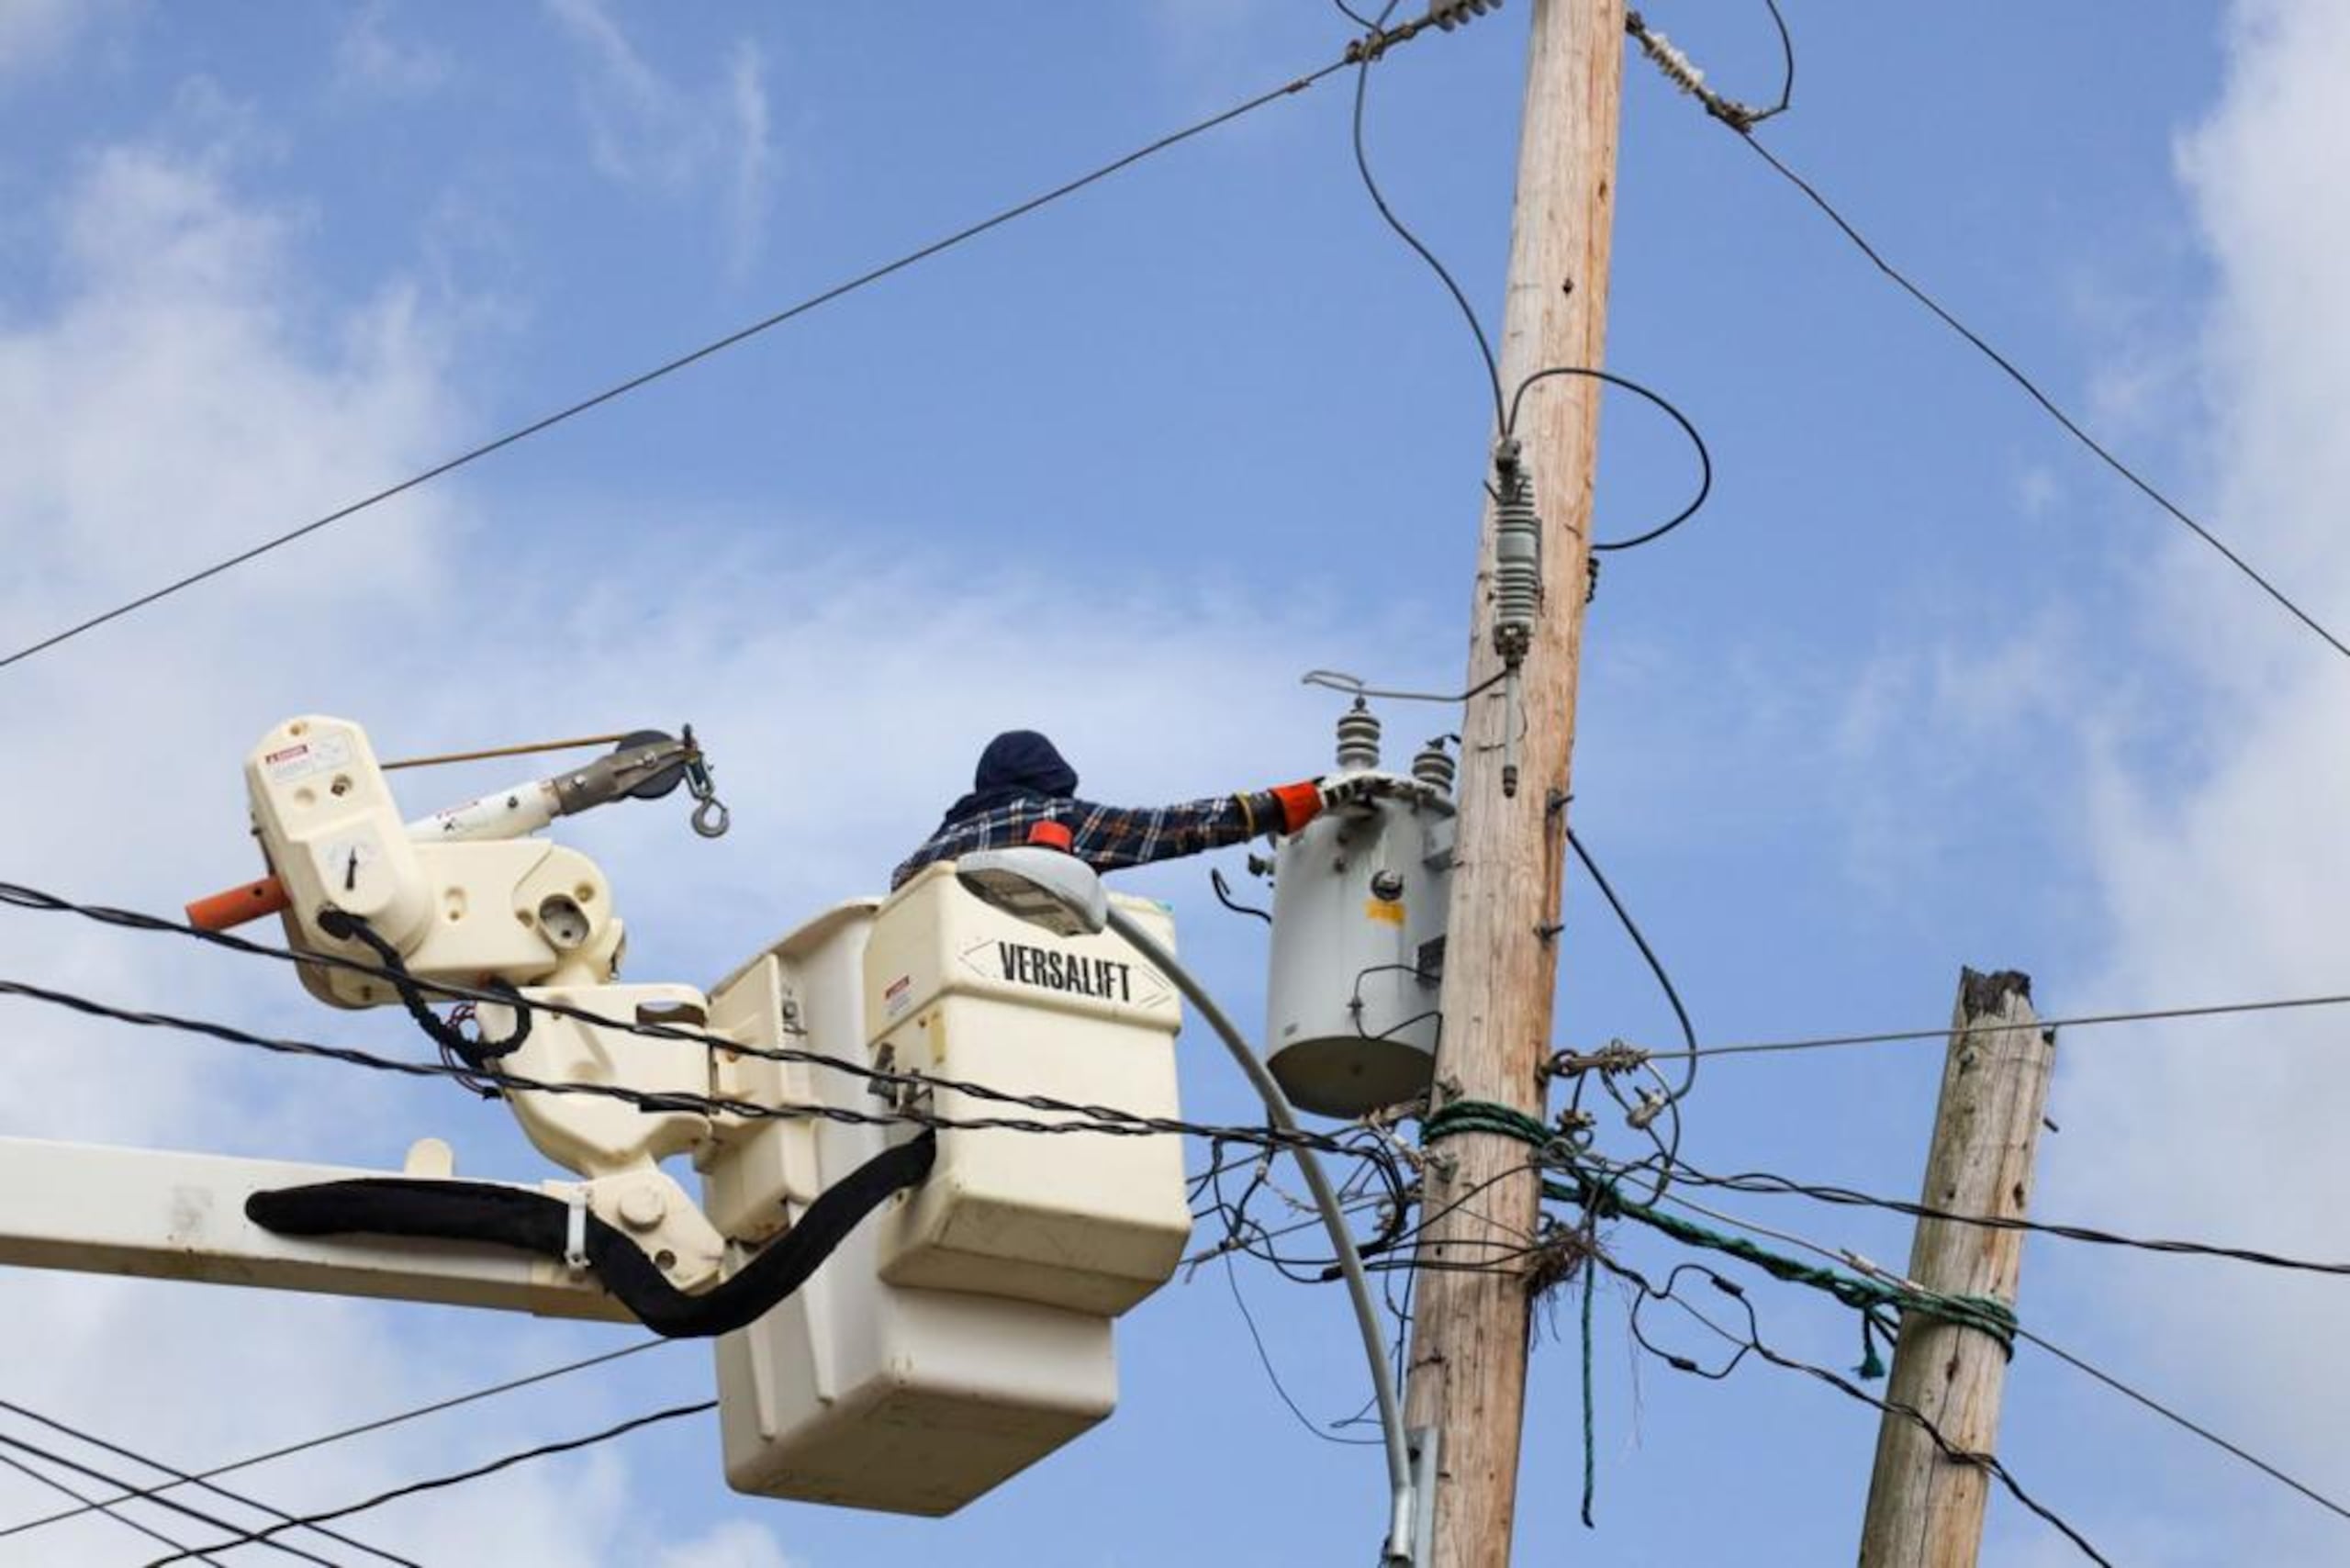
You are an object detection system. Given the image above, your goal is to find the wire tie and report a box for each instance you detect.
[564,1188,591,1279]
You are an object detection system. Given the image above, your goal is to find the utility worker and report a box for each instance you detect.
[890,730,1337,890]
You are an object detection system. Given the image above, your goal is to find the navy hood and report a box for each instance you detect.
[937,730,1079,830]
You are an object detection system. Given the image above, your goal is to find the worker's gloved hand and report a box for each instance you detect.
[1266,780,1325,834]
[1260,770,1422,836]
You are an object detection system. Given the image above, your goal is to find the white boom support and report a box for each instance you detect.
[0,1136,628,1322]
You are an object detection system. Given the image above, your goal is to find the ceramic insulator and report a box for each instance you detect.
[1334,700,1382,773]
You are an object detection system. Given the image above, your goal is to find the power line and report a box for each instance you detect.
[1348,0,1507,432]
[2012,1320,2350,1528]
[139,1400,717,1567]
[0,968,1403,1175]
[1506,367,1714,551]
[1348,10,1717,555]
[1624,7,2350,663]
[1436,1104,2348,1538]
[0,1396,412,1567]
[0,880,1382,1163]
[1662,1159,2350,1280]
[1646,989,2350,1060]
[0,1448,229,1568]
[1731,1306,2109,1562]
[1564,826,1698,1101]
[0,1429,334,1568]
[0,25,1455,675]
[1605,1254,2111,1565]
[1557,825,1695,1208]
[0,1339,668,1544]
[1739,131,2350,662]
[1221,1251,1386,1449]
[1605,1163,2350,1531]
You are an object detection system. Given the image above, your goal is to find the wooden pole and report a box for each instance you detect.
[1401,4,1622,1563]
[1857,968,2056,1568]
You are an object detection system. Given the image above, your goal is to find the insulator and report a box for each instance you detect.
[1427,0,1502,32]
[1334,699,1382,773]
[1492,455,1541,665]
[1411,739,1456,797]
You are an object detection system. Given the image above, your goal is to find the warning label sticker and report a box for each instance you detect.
[264,733,352,783]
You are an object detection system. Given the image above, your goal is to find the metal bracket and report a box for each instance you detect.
[562,1186,591,1279]
[1396,1425,1440,1566]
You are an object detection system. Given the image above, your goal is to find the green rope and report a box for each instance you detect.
[1579,1262,1597,1528]
[1421,1099,2020,1369]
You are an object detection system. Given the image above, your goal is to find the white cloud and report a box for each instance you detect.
[656,1518,800,1568]
[0,77,1357,1565]
[334,2,451,98]
[543,0,777,277]
[0,119,686,1568]
[724,42,772,282]
[0,0,109,83]
[2020,0,2350,1556]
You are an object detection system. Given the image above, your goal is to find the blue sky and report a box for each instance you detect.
[3,2,2347,1563]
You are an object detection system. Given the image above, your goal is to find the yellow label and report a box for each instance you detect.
[1364,899,1406,926]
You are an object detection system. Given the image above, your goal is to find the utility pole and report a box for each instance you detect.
[1857,968,2056,1568]
[1402,3,1623,1564]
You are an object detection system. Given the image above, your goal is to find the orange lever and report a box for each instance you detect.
[186,876,289,932]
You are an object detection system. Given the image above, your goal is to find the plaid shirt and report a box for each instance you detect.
[890,793,1262,890]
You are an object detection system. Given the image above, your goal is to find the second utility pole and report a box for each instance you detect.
[1403,3,1624,1564]
[1856,968,2056,1567]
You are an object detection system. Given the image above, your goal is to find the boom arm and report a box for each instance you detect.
[0,1135,628,1320]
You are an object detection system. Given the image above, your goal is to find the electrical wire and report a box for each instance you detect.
[0,1396,411,1567]
[1603,1255,2112,1565]
[0,881,1391,1164]
[0,1431,334,1568]
[1300,667,1507,706]
[1751,0,1795,124]
[1735,124,2350,663]
[1626,4,2349,656]
[139,1401,717,1567]
[1564,827,1698,1105]
[0,1449,228,1568]
[0,967,1412,1181]
[2012,1322,2350,1527]
[1348,0,1508,433]
[0,28,1458,674]
[1644,989,2350,1060]
[1348,9,1718,557]
[0,1339,670,1543]
[16,969,1411,1204]
[1221,1253,1384,1449]
[1505,366,1714,551]
[1605,1162,2350,1529]
[1662,1159,2350,1281]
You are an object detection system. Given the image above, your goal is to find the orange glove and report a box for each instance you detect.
[1268,780,1323,834]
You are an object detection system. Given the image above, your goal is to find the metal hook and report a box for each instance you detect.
[680,724,731,838]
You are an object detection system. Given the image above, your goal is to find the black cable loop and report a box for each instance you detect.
[1505,365,1714,552]
[313,907,530,1070]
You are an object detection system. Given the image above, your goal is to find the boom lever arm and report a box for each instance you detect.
[185,725,732,931]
